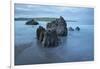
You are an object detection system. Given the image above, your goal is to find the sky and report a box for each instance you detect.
[14,3,94,25]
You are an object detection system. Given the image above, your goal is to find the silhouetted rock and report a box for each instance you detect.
[75,26,80,31]
[46,16,68,36]
[26,19,39,25]
[42,30,59,47]
[68,27,74,31]
[36,26,45,42]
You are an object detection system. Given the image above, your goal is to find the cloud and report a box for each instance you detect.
[14,3,94,20]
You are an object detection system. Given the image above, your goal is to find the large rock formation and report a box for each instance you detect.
[36,16,68,48]
[42,30,59,47]
[46,16,68,36]
[36,26,59,47]
[26,19,39,25]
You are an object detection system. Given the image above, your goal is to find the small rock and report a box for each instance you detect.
[26,19,39,25]
[75,26,80,31]
[68,27,74,31]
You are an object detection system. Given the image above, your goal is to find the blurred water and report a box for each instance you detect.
[15,20,94,65]
[15,21,48,45]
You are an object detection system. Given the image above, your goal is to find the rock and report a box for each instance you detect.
[36,16,68,48]
[42,30,59,47]
[36,26,45,42]
[36,26,59,47]
[46,16,68,36]
[68,27,74,31]
[75,26,80,31]
[26,19,39,25]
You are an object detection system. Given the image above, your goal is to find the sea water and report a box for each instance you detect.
[15,20,94,65]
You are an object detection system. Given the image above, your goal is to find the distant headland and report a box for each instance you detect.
[14,17,77,22]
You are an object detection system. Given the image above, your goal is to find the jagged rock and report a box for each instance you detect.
[46,16,68,36]
[75,26,80,31]
[36,26,59,47]
[68,27,74,31]
[36,26,45,42]
[26,19,39,25]
[36,16,68,48]
[42,30,59,47]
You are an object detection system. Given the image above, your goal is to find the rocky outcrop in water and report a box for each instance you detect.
[75,26,80,31]
[36,26,59,47]
[42,30,59,47]
[46,16,68,36]
[68,27,74,31]
[36,16,68,47]
[36,26,45,42]
[26,19,39,25]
